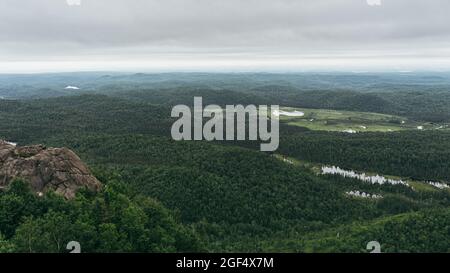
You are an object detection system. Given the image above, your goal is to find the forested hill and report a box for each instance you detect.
[0,94,172,143]
[2,72,450,122]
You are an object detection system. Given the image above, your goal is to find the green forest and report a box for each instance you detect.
[0,73,449,253]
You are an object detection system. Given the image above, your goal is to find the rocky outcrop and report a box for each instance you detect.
[0,140,101,199]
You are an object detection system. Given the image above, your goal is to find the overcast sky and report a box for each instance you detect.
[1,0,450,73]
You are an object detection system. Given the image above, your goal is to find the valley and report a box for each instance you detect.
[0,72,450,253]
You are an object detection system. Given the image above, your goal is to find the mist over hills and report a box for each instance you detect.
[2,72,450,122]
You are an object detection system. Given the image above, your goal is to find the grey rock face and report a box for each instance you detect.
[0,140,102,199]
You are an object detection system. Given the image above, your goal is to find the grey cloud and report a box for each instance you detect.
[1,0,450,70]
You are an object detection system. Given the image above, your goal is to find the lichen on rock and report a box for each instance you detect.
[0,140,102,199]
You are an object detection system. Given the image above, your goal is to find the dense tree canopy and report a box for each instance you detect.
[0,73,449,252]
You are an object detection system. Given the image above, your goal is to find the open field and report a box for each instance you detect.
[277,107,448,133]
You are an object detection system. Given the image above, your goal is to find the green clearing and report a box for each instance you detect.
[277,107,447,133]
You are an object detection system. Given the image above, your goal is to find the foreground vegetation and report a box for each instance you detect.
[0,179,202,253]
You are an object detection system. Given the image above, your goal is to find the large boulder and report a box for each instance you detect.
[0,140,102,199]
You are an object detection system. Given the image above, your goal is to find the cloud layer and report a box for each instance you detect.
[1,0,450,72]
